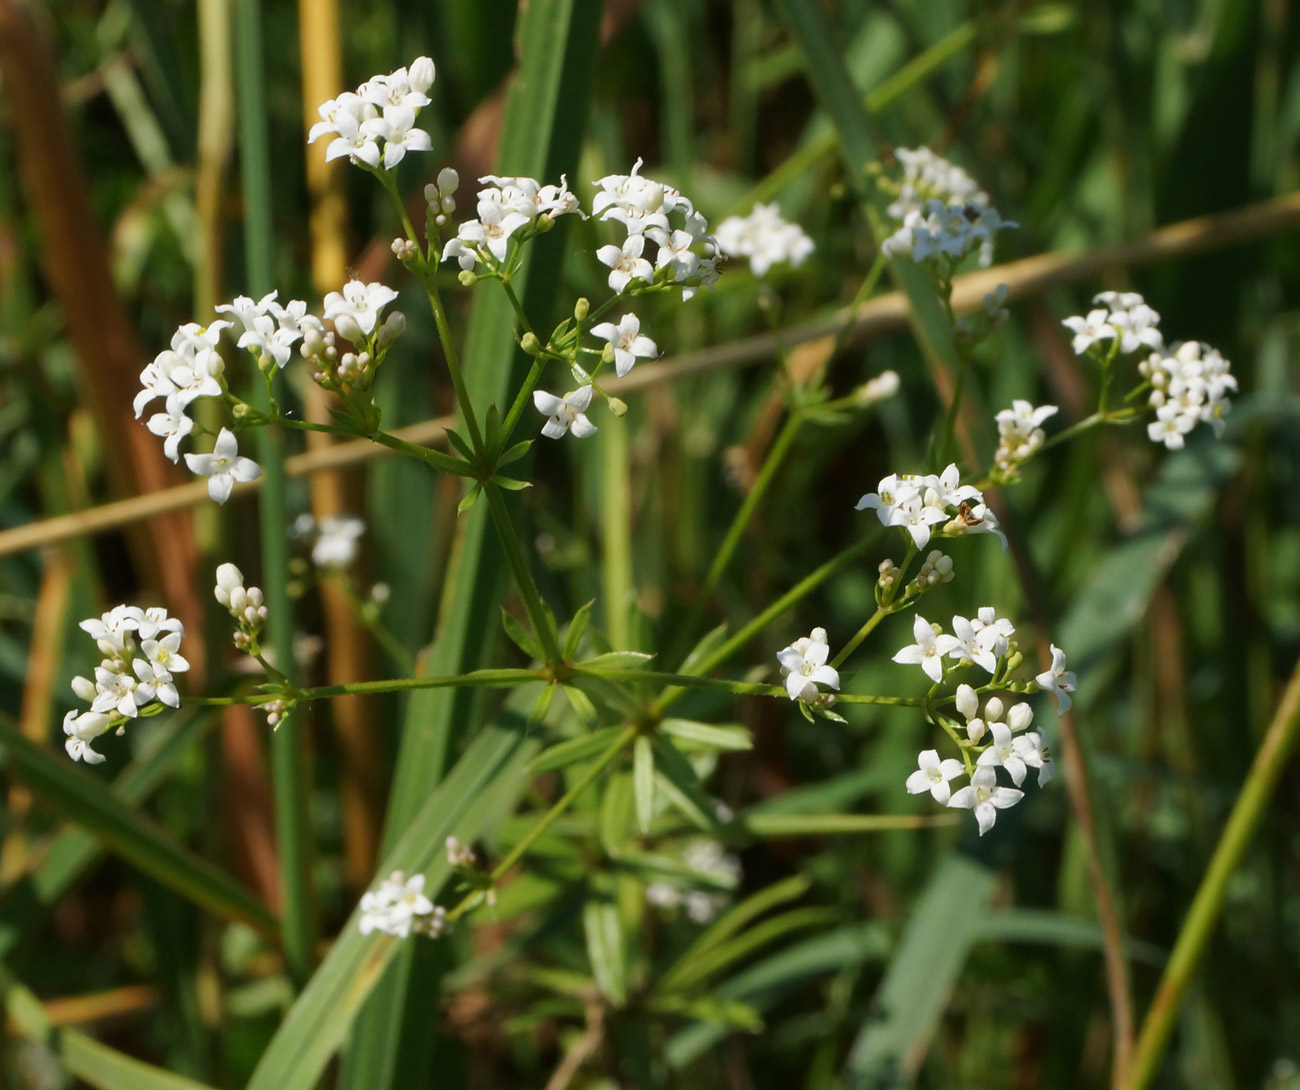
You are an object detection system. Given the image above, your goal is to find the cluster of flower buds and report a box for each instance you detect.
[912,549,955,590]
[302,280,406,392]
[445,836,476,868]
[424,166,459,233]
[214,563,267,651]
[308,57,435,172]
[714,202,814,279]
[64,606,189,764]
[992,400,1059,481]
[359,871,449,939]
[856,463,1007,552]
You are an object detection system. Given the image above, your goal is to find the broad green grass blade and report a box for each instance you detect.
[976,908,1165,965]
[245,721,535,1090]
[844,853,998,1087]
[342,3,605,1085]
[0,721,274,933]
[1,961,218,1090]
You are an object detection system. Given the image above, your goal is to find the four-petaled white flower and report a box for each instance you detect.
[590,313,658,378]
[776,627,841,702]
[976,722,1028,786]
[905,749,965,804]
[1061,309,1117,355]
[185,428,262,504]
[947,765,1024,835]
[892,614,960,684]
[323,280,399,338]
[358,871,447,939]
[533,386,597,439]
[596,234,655,294]
[1035,644,1077,714]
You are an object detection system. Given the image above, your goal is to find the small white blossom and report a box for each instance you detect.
[185,428,261,504]
[976,722,1028,786]
[323,280,399,339]
[1013,731,1054,785]
[947,765,1024,835]
[533,386,597,439]
[358,871,446,939]
[1035,644,1077,714]
[775,627,841,702]
[63,710,111,764]
[892,614,960,684]
[596,234,654,294]
[714,203,814,278]
[994,400,1058,476]
[905,749,965,804]
[590,313,657,378]
[1061,309,1117,355]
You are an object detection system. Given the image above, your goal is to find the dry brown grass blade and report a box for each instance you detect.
[298,0,383,894]
[1,192,1298,560]
[0,0,201,635]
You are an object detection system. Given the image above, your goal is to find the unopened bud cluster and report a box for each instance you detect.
[215,563,267,651]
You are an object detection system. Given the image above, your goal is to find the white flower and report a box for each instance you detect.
[185,428,261,504]
[312,515,366,568]
[596,234,654,294]
[775,627,841,702]
[945,501,1008,552]
[994,400,1058,475]
[888,493,949,550]
[905,749,965,804]
[948,614,998,673]
[947,765,1024,835]
[1061,309,1117,355]
[1013,731,1054,785]
[1035,644,1077,714]
[63,710,111,764]
[855,473,916,527]
[145,399,194,463]
[533,386,597,439]
[80,605,144,656]
[361,104,432,169]
[358,871,436,938]
[714,203,815,278]
[590,313,657,378]
[323,280,399,338]
[976,722,1028,786]
[892,614,960,684]
[323,109,381,168]
[91,666,146,718]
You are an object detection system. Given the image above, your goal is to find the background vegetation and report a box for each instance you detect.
[1,0,1299,1088]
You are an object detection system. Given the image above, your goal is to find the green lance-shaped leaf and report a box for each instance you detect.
[502,606,544,661]
[651,733,720,831]
[529,724,627,773]
[0,721,273,934]
[658,718,753,752]
[583,899,629,1007]
[633,734,656,834]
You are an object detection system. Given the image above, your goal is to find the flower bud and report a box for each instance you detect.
[573,297,589,321]
[520,331,541,356]
[72,675,97,702]
[1008,702,1034,732]
[436,166,458,197]
[984,696,1005,723]
[215,563,244,606]
[458,269,477,287]
[333,314,363,347]
[377,311,406,349]
[607,396,628,417]
[231,401,253,419]
[408,56,436,95]
[956,684,978,721]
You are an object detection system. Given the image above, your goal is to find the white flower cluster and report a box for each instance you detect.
[64,606,189,764]
[1141,341,1238,449]
[214,563,267,653]
[856,463,1006,551]
[906,684,1056,836]
[776,627,841,704]
[442,174,581,272]
[358,870,448,939]
[291,513,366,569]
[714,202,814,278]
[1061,291,1238,449]
[993,400,1058,477]
[592,159,720,299]
[1063,291,1163,357]
[879,148,1013,269]
[308,57,435,171]
[892,609,1016,684]
[301,279,404,391]
[645,839,742,923]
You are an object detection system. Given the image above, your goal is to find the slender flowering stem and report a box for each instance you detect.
[1123,653,1300,1090]
[831,605,892,670]
[181,667,545,706]
[449,725,638,921]
[363,428,472,475]
[482,481,565,667]
[572,666,922,705]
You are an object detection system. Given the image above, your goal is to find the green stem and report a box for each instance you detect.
[831,606,891,669]
[234,0,314,988]
[740,812,958,837]
[482,481,564,666]
[1122,653,1300,1090]
[363,428,471,475]
[182,668,545,707]
[571,666,921,705]
[451,725,638,919]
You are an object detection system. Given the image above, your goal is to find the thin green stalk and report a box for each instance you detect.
[600,416,634,650]
[482,481,564,666]
[450,725,637,920]
[181,667,545,707]
[362,428,471,475]
[740,813,957,837]
[573,666,921,706]
[832,606,891,669]
[1122,653,1300,1090]
[234,0,314,987]
[703,412,802,596]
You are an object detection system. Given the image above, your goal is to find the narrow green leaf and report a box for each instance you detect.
[497,438,532,467]
[678,622,729,677]
[456,483,482,514]
[530,725,627,773]
[0,722,273,934]
[494,475,531,491]
[633,735,656,834]
[662,874,810,990]
[661,907,837,994]
[502,607,544,661]
[583,900,628,1007]
[444,427,475,462]
[659,719,753,751]
[582,650,655,671]
[563,684,599,729]
[650,734,718,831]
[648,994,762,1032]
[564,599,596,659]
[2,962,217,1090]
